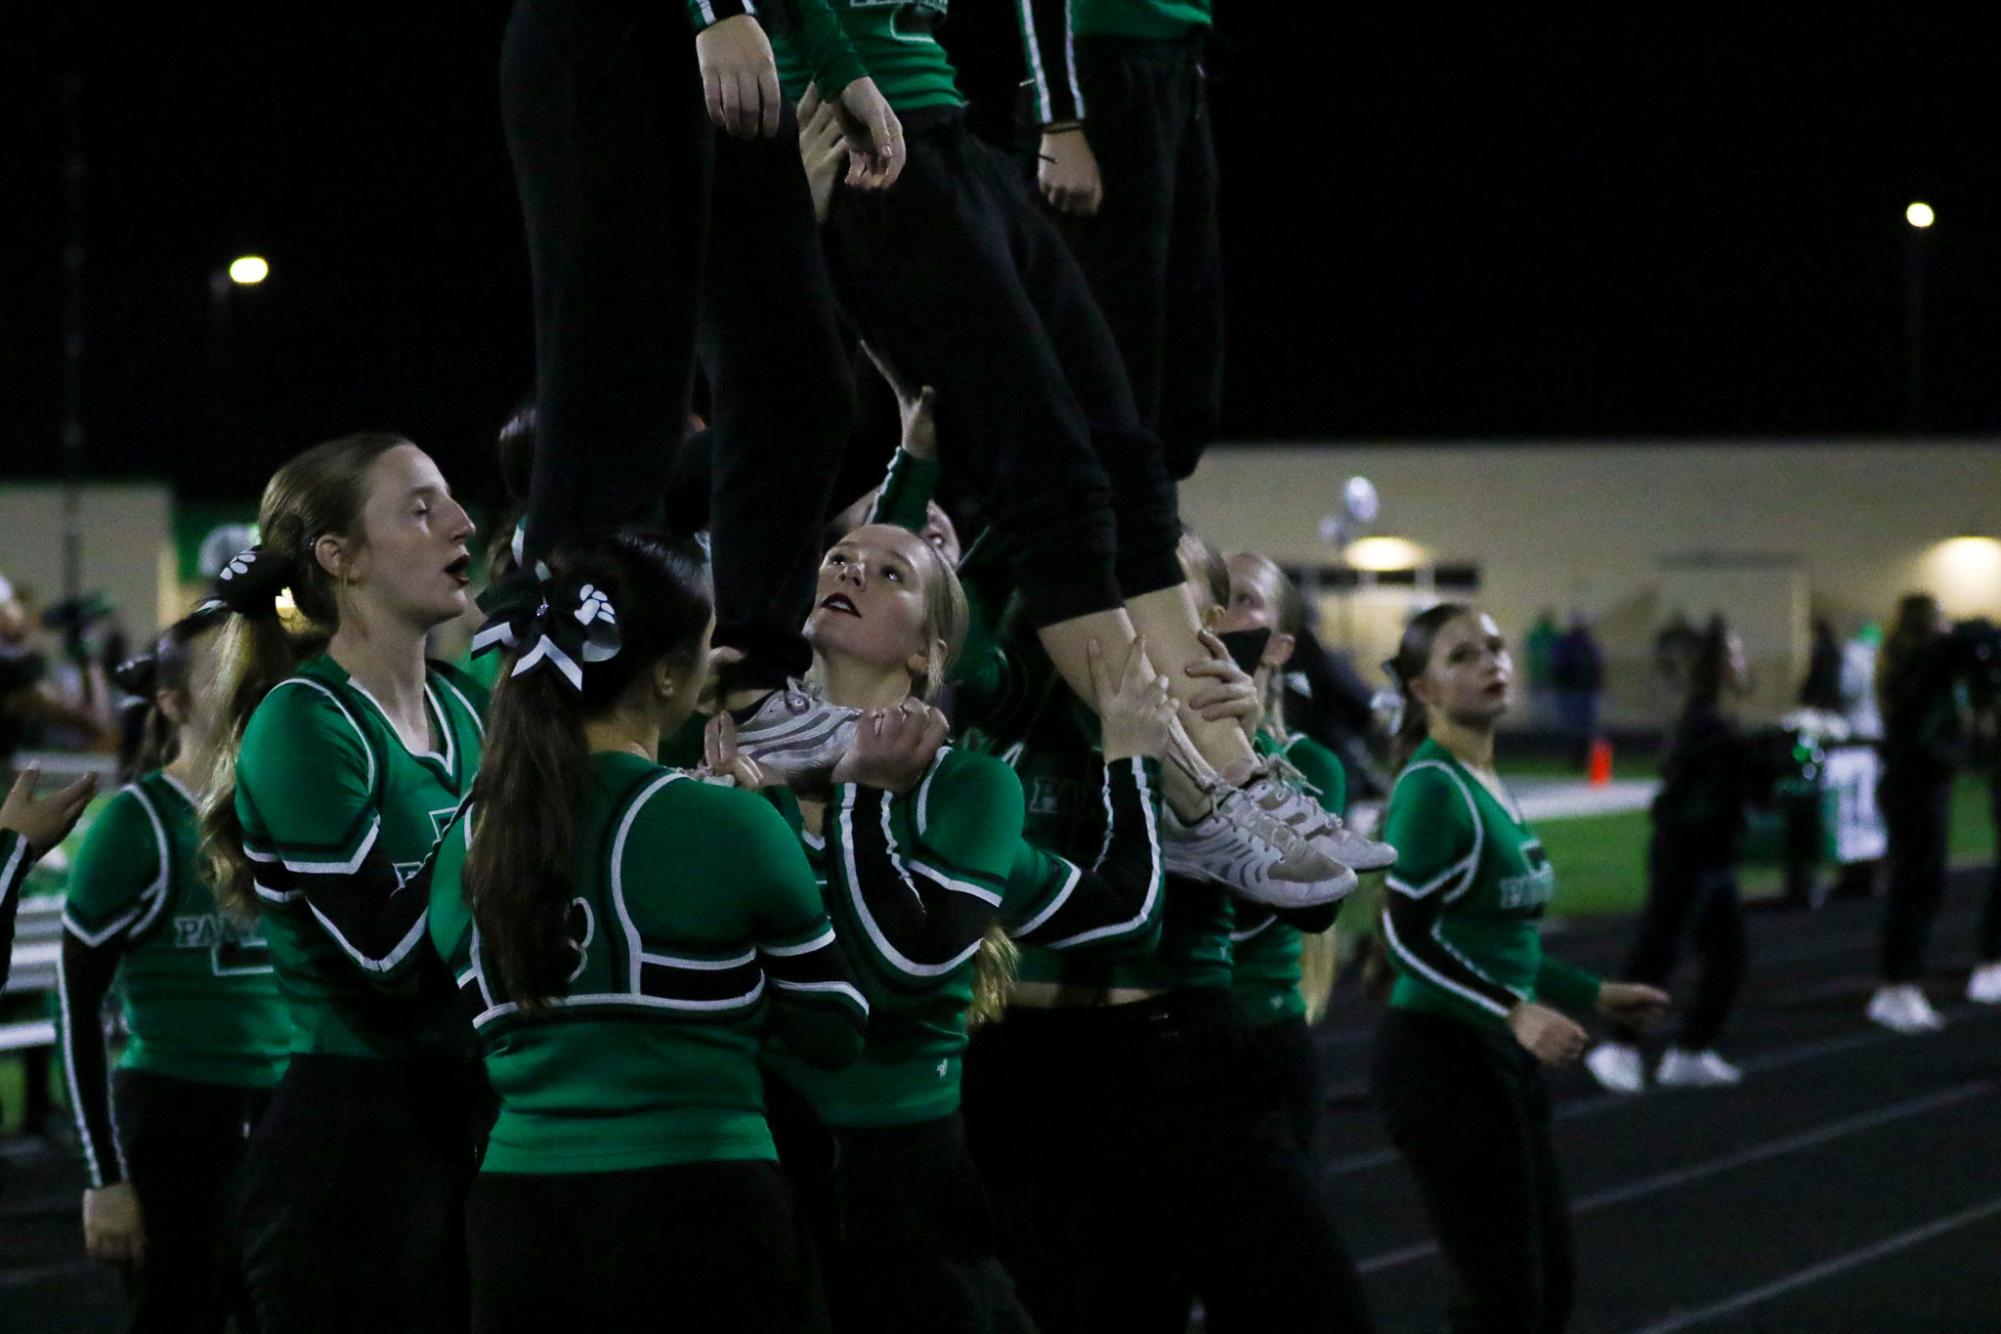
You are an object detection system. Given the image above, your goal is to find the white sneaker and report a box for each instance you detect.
[1584,1042,1646,1095]
[1866,984,1945,1034]
[1246,773,1398,871]
[1967,962,2001,1006]
[1656,1048,1742,1088]
[1162,793,1358,910]
[731,680,859,784]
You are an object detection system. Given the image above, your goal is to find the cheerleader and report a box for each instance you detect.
[58,603,291,1329]
[196,433,488,1332]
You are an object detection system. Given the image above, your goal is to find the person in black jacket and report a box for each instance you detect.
[1867,595,1964,1034]
[1587,617,1750,1092]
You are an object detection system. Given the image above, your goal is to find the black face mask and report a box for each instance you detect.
[1217,627,1273,677]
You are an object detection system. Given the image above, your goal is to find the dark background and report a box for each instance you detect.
[3,5,1994,511]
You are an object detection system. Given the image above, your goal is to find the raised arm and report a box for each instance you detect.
[826,720,1022,997]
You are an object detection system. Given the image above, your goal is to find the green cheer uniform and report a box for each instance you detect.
[0,831,32,991]
[1230,731,1348,1027]
[433,754,868,1175]
[1380,738,1601,1028]
[687,0,872,103]
[770,0,962,112]
[59,771,292,1187]
[764,745,1161,1128]
[1016,0,1213,124]
[234,654,486,1060]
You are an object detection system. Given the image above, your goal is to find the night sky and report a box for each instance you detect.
[5,6,1995,511]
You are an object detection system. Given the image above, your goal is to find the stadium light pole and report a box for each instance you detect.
[1904,202,1933,433]
[207,255,269,454]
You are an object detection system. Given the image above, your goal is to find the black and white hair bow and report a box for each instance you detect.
[212,546,294,619]
[471,562,622,692]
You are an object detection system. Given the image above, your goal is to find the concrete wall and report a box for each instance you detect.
[1180,442,2001,727]
[0,484,176,642]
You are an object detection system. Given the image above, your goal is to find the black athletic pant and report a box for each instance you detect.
[466,1159,826,1334]
[1613,841,1747,1050]
[825,108,1183,630]
[1059,32,1223,481]
[1880,771,1954,983]
[698,115,856,690]
[765,1076,1035,1334]
[1373,1008,1575,1334]
[236,1055,488,1334]
[502,0,712,563]
[964,989,1373,1334]
[1252,1012,1325,1161]
[112,1070,267,1333]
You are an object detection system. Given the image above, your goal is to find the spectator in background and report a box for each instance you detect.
[1799,618,1843,713]
[1587,617,1750,1093]
[0,574,115,762]
[1285,616,1392,802]
[1524,609,1559,730]
[1551,613,1605,771]
[1839,622,1885,742]
[1828,620,1887,901]
[1653,610,1701,700]
[1868,595,1963,1034]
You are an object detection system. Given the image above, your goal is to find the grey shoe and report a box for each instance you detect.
[1163,789,1358,910]
[1246,773,1398,871]
[731,681,859,784]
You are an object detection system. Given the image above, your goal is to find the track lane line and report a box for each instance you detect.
[1352,1079,1998,1275]
[1622,1194,2001,1333]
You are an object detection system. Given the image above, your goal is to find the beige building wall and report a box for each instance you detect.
[1180,442,2001,727]
[0,484,175,642]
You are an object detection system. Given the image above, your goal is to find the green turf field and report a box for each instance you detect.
[1537,772,1996,918]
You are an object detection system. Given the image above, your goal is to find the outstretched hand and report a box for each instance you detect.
[1,766,98,857]
[1596,982,1672,1028]
[1090,636,1175,763]
[860,341,938,460]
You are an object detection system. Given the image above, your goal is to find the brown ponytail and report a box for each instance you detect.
[196,432,407,918]
[466,532,710,1010]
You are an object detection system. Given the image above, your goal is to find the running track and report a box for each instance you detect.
[4,874,1996,1331]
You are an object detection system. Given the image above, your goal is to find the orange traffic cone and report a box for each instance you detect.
[1587,736,1613,788]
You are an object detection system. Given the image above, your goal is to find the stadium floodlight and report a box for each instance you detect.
[228,255,270,285]
[1905,202,1935,230]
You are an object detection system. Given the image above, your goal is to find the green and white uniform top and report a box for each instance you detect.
[433,753,866,1174]
[1007,697,1225,995]
[1379,738,1600,1029]
[0,831,32,990]
[234,654,486,1060]
[688,0,873,102]
[770,0,961,112]
[59,771,293,1186]
[765,744,1162,1127]
[1018,0,1214,125]
[1231,732,1347,1027]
